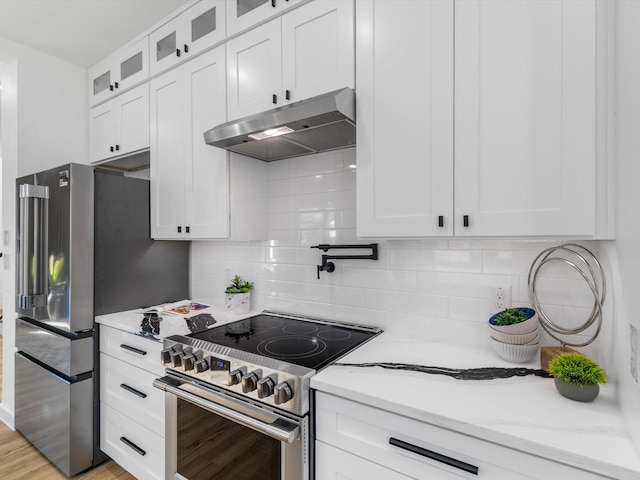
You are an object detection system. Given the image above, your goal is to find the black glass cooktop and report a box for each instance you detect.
[187,314,380,371]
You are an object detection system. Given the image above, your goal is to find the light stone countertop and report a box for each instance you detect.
[310,331,640,480]
[95,303,260,339]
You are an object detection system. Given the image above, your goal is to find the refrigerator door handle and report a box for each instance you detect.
[17,184,49,310]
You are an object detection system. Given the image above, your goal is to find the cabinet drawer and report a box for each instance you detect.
[316,441,413,480]
[101,403,165,480]
[99,325,163,376]
[315,392,610,480]
[100,353,165,437]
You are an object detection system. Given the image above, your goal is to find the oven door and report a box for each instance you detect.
[154,374,309,480]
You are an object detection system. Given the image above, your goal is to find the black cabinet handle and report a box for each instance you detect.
[184,44,189,53]
[185,226,190,233]
[110,146,114,152]
[272,94,278,104]
[176,48,181,57]
[285,89,291,100]
[120,383,147,399]
[177,226,182,233]
[389,438,478,475]
[109,84,114,91]
[115,144,120,151]
[438,215,444,228]
[114,81,119,89]
[463,215,469,227]
[120,437,146,456]
[119,344,147,356]
[272,0,276,6]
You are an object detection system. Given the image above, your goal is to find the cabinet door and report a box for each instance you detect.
[150,0,226,76]
[89,58,115,107]
[150,67,188,239]
[116,37,149,92]
[117,83,149,156]
[226,18,282,120]
[454,0,597,236]
[90,101,117,163]
[356,0,454,237]
[183,47,230,239]
[226,0,281,36]
[282,0,354,104]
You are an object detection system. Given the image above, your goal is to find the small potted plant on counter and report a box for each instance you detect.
[488,307,538,334]
[225,275,253,314]
[548,352,606,402]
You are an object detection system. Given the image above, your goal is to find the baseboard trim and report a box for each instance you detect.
[0,403,15,429]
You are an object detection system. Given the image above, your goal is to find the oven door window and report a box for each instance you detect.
[177,398,280,480]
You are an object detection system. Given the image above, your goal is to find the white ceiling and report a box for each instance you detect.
[0,0,190,69]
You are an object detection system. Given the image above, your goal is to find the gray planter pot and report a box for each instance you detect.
[554,377,600,402]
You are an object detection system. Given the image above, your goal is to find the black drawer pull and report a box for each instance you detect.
[389,437,478,475]
[185,226,190,233]
[119,344,147,356]
[285,89,291,100]
[176,48,181,57]
[120,383,147,399]
[184,44,189,53]
[463,215,469,227]
[272,94,278,104]
[438,215,444,227]
[120,436,146,456]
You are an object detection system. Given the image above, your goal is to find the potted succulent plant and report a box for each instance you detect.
[225,275,253,314]
[548,352,606,402]
[488,307,538,334]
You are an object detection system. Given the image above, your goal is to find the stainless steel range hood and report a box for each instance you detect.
[203,87,355,162]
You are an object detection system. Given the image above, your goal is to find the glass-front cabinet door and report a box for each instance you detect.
[88,37,149,107]
[226,0,305,36]
[150,0,226,76]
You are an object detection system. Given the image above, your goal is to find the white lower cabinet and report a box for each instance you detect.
[99,325,167,480]
[315,392,612,480]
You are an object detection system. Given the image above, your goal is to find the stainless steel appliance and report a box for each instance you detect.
[203,87,355,162]
[153,311,381,480]
[15,164,189,476]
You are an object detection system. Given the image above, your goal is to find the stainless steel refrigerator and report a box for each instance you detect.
[14,163,189,476]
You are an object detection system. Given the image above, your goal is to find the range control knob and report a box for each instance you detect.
[182,354,196,371]
[194,358,210,373]
[161,348,174,364]
[242,371,260,393]
[274,381,294,405]
[228,369,244,386]
[257,377,276,398]
[170,351,184,368]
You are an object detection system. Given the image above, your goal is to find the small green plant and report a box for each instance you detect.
[548,352,606,387]
[225,275,253,294]
[493,308,529,326]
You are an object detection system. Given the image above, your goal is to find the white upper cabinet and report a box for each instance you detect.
[90,83,150,163]
[281,0,354,103]
[357,0,608,238]
[151,46,229,239]
[356,0,454,237]
[89,37,149,107]
[227,0,354,120]
[226,0,305,37]
[454,0,597,237]
[226,18,282,120]
[149,0,226,77]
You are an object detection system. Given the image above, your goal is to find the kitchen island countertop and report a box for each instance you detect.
[311,331,640,480]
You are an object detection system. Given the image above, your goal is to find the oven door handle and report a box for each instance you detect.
[153,375,300,443]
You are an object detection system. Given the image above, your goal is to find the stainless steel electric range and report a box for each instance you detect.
[153,311,381,480]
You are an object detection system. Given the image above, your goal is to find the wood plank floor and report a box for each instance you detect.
[0,336,136,479]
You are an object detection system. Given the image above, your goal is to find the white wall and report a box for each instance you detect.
[191,148,609,362]
[0,34,88,426]
[600,0,640,449]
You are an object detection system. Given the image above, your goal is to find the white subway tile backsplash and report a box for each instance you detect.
[191,150,599,350]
